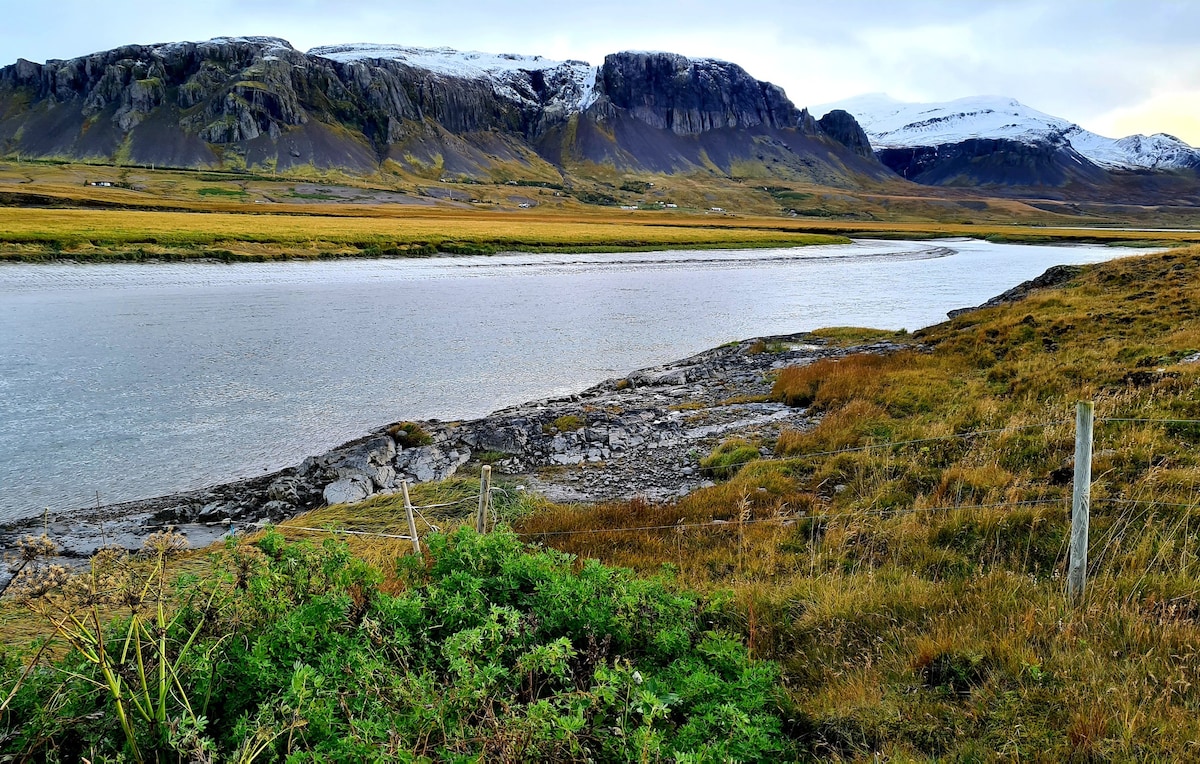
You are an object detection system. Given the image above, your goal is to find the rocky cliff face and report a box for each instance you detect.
[877,136,1110,187]
[594,52,809,135]
[817,109,874,158]
[0,37,883,183]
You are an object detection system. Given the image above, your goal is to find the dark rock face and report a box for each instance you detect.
[595,52,804,135]
[0,38,887,183]
[876,137,1109,187]
[817,109,873,158]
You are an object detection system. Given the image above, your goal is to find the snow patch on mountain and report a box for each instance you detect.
[147,36,296,57]
[814,94,1200,171]
[309,44,599,112]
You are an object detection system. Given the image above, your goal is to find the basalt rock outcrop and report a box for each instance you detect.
[947,264,1083,318]
[595,52,807,135]
[0,37,886,183]
[817,109,875,159]
[877,137,1110,188]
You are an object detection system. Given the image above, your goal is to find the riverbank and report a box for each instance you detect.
[0,331,909,559]
[2,203,1199,264]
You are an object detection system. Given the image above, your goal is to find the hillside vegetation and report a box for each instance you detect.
[515,244,1200,759]
[2,160,1200,263]
[6,246,1200,760]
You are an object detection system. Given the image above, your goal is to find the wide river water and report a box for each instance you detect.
[0,239,1138,522]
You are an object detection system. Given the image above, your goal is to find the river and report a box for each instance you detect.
[0,238,1138,522]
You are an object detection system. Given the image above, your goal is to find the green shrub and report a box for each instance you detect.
[1,528,791,761]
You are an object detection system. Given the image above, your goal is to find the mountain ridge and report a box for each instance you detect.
[0,37,887,185]
[816,93,1200,171]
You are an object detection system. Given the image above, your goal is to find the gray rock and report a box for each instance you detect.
[373,464,397,490]
[260,500,294,519]
[323,477,372,506]
[268,475,302,504]
[395,446,470,483]
[197,501,234,523]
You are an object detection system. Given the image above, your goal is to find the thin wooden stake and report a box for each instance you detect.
[401,481,420,556]
[1069,401,1094,604]
[477,466,493,534]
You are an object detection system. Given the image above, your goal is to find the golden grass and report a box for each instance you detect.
[508,244,1200,758]
[0,206,850,257]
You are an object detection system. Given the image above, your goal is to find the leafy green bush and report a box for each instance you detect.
[1,528,790,761]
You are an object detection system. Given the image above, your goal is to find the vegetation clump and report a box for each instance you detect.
[388,421,433,448]
[699,438,761,479]
[0,528,789,761]
[544,414,585,434]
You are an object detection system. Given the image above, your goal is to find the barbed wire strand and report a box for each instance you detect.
[688,421,1064,475]
[515,499,1065,539]
[1101,497,1200,510]
[1100,418,1200,425]
[277,526,415,541]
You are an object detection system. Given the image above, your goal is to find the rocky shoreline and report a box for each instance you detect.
[0,333,907,559]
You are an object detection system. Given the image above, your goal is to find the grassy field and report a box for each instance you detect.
[3,159,1200,262]
[0,206,855,260]
[2,204,1200,263]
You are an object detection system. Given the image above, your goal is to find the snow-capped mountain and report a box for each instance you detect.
[308,44,600,113]
[815,94,1200,171]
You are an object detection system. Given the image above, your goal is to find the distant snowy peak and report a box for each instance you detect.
[817,94,1073,148]
[309,43,599,112]
[816,94,1200,171]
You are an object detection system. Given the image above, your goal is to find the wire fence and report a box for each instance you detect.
[265,412,1200,550]
[19,409,1200,596]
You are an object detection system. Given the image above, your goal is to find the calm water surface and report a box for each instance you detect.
[0,239,1134,521]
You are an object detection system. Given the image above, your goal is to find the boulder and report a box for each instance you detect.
[323,477,373,506]
[267,475,303,504]
[395,446,471,483]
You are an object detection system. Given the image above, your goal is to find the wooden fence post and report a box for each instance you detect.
[477,466,492,534]
[1069,401,1094,603]
[401,481,421,556]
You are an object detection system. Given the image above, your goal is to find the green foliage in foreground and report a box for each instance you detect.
[1,528,788,762]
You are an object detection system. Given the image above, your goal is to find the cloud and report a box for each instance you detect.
[1091,91,1200,144]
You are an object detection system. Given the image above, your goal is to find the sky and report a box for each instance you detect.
[1,0,1197,144]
